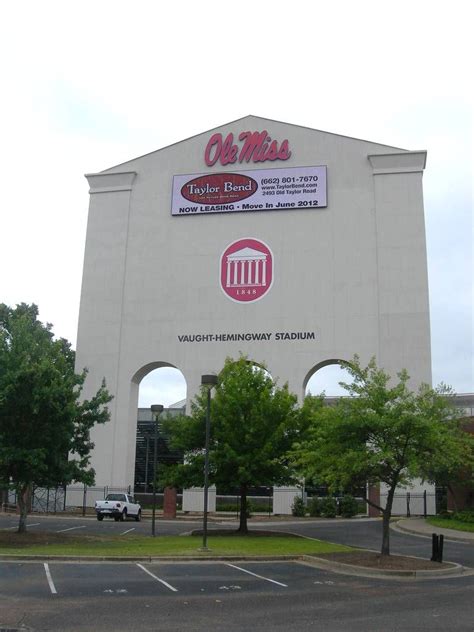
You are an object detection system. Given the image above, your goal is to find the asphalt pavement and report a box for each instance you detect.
[1,513,474,631]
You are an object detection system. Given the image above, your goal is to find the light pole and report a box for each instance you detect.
[201,374,218,550]
[150,404,164,537]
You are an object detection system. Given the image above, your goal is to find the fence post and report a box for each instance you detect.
[423,490,427,518]
[63,485,67,511]
[406,492,411,518]
[82,484,87,517]
[46,488,50,514]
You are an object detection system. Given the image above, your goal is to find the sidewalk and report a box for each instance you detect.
[395,518,474,543]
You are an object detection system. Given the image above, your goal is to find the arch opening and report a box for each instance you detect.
[133,363,187,494]
[304,359,353,398]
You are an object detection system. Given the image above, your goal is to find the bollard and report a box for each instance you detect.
[431,533,439,562]
[438,534,444,563]
[431,533,444,563]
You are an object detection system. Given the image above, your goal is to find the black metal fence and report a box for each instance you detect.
[379,489,446,518]
[3,485,446,518]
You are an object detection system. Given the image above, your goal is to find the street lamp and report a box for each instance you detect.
[150,404,164,537]
[201,374,218,550]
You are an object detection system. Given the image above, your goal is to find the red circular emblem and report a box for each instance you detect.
[220,238,273,303]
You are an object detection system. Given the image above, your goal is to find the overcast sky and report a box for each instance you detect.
[1,1,472,405]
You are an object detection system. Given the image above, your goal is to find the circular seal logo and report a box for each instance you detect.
[220,238,273,303]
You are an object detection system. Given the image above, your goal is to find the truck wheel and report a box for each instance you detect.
[121,509,127,522]
[135,509,141,522]
[97,514,104,521]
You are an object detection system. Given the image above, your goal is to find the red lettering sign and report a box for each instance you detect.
[205,131,291,167]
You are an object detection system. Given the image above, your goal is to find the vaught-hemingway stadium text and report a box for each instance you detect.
[177,331,317,343]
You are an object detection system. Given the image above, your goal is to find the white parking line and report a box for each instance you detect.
[225,563,288,587]
[121,528,135,535]
[44,563,58,594]
[1,523,39,530]
[56,525,87,533]
[136,563,178,592]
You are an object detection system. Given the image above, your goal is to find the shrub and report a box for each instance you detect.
[437,510,452,519]
[216,503,240,513]
[308,497,323,517]
[339,495,358,518]
[245,500,256,518]
[291,496,306,517]
[453,510,474,523]
[320,496,337,518]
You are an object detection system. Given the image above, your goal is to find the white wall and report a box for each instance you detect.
[76,116,431,488]
[182,487,216,513]
[380,481,437,516]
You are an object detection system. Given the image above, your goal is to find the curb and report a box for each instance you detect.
[0,552,467,579]
[393,521,474,544]
[0,554,300,563]
[300,554,466,580]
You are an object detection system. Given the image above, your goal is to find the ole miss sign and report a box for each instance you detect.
[205,130,291,167]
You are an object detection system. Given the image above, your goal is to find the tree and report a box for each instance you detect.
[291,356,474,555]
[162,356,300,533]
[0,303,112,532]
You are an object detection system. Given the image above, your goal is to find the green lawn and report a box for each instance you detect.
[426,517,474,534]
[0,532,352,557]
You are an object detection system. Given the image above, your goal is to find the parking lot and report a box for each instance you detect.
[1,559,338,598]
[1,557,474,631]
[1,514,474,631]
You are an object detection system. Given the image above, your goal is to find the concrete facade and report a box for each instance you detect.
[76,116,431,488]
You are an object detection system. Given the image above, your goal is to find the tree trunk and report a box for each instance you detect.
[381,486,396,556]
[17,484,30,533]
[447,483,458,512]
[238,485,248,534]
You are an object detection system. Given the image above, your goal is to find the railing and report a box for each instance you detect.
[3,486,445,518]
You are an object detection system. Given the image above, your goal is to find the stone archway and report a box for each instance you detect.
[303,358,352,398]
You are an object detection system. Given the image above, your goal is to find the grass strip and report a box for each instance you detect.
[426,517,474,534]
[0,532,352,557]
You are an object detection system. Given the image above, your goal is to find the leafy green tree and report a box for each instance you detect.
[162,356,300,533]
[291,356,474,555]
[0,303,112,532]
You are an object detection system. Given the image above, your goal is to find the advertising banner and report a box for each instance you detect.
[171,165,327,216]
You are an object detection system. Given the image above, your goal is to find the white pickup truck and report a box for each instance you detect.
[95,493,142,522]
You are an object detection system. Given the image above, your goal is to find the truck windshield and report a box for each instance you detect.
[105,494,126,501]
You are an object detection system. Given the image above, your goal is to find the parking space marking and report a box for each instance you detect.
[121,528,135,535]
[225,563,288,587]
[2,523,42,529]
[43,563,57,594]
[56,525,87,533]
[136,563,178,592]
